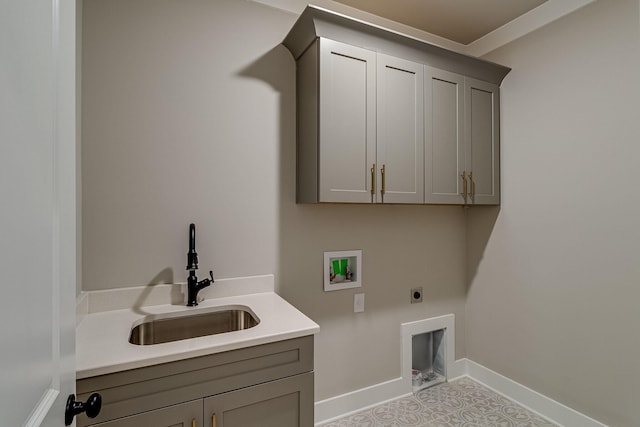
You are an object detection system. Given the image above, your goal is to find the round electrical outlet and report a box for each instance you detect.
[411,287,423,303]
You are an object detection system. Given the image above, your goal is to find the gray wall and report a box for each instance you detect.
[82,0,640,422]
[82,0,468,401]
[467,1,640,426]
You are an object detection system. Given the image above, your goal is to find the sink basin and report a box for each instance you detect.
[129,306,260,345]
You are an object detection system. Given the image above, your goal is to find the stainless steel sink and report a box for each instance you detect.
[129,306,260,345]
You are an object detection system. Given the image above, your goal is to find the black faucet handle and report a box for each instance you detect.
[197,271,214,290]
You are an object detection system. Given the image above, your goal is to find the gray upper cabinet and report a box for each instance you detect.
[298,38,424,204]
[425,69,501,205]
[425,67,465,204]
[285,5,510,206]
[465,77,500,205]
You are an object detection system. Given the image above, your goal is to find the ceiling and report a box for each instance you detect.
[332,0,548,45]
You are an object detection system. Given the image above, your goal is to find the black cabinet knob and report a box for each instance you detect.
[65,393,101,425]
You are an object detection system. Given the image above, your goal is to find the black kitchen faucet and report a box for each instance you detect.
[186,223,214,306]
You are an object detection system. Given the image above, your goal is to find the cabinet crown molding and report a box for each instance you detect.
[283,5,511,86]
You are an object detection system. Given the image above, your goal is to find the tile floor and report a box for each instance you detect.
[318,377,558,427]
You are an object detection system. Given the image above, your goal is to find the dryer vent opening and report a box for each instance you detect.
[401,314,455,394]
[412,328,446,392]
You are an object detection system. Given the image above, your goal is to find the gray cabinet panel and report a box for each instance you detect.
[319,38,376,203]
[425,67,465,204]
[300,38,426,204]
[465,77,500,205]
[425,69,500,205]
[89,400,202,427]
[377,53,424,204]
[297,40,319,204]
[204,373,313,427]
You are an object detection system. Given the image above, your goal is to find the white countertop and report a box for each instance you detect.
[76,275,319,379]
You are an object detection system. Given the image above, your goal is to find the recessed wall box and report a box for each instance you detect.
[323,250,362,291]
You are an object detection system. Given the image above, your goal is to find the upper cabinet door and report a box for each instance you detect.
[319,38,377,203]
[377,54,424,204]
[465,77,500,205]
[424,67,465,204]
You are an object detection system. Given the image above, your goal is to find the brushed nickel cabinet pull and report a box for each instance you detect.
[461,170,468,201]
[371,163,376,195]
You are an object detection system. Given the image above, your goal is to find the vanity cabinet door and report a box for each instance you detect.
[204,372,313,427]
[88,400,202,427]
[424,67,465,204]
[465,77,500,205]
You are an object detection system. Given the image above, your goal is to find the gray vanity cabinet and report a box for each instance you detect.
[87,400,202,427]
[203,372,313,427]
[76,336,314,427]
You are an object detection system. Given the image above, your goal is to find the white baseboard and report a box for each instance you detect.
[463,359,607,427]
[314,377,410,425]
[314,358,607,427]
[445,358,468,381]
[314,359,467,425]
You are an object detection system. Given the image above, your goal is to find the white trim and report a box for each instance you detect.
[446,358,468,381]
[76,291,88,326]
[401,314,455,392]
[24,388,59,427]
[465,359,607,427]
[315,358,607,427]
[248,0,304,15]
[314,377,410,425]
[50,0,62,398]
[466,0,597,56]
